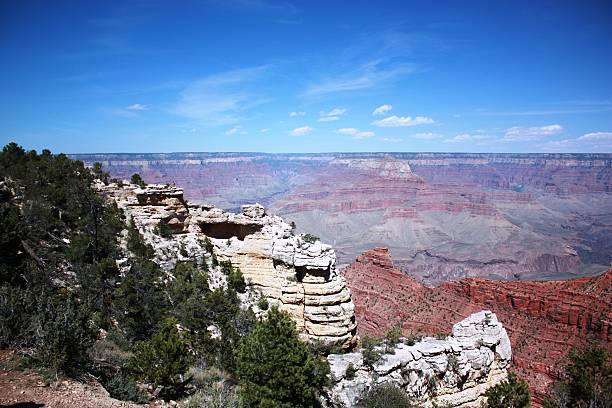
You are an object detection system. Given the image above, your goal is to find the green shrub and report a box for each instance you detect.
[302,234,319,244]
[361,336,383,368]
[103,375,148,403]
[483,372,530,408]
[345,363,357,380]
[228,268,246,293]
[130,173,146,187]
[236,306,330,408]
[125,317,193,400]
[156,218,173,238]
[384,324,402,353]
[358,384,414,408]
[543,344,611,408]
[257,294,269,311]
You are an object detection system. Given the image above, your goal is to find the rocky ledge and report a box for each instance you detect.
[327,311,511,407]
[98,182,358,347]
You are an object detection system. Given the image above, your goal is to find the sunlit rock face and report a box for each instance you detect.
[99,182,358,348]
[327,311,512,408]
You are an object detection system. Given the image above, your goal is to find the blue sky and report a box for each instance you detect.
[1,0,611,153]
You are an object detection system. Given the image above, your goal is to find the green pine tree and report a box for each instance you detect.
[236,306,330,408]
[483,372,531,408]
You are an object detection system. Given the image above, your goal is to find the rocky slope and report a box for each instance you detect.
[327,311,512,408]
[78,152,612,285]
[99,182,358,347]
[342,247,612,403]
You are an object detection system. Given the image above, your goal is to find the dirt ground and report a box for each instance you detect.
[0,350,161,408]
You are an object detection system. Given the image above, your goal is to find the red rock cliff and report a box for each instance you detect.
[342,247,612,404]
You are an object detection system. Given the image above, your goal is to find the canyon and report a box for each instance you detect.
[342,247,612,404]
[77,152,612,285]
[99,181,513,407]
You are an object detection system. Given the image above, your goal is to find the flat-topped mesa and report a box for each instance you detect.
[99,182,358,348]
[328,311,512,408]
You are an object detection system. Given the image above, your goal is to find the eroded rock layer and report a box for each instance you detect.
[77,152,612,285]
[328,311,512,408]
[100,182,357,347]
[342,247,612,403]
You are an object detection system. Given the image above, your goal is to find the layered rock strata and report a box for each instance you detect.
[99,182,357,347]
[328,311,511,408]
[342,247,612,403]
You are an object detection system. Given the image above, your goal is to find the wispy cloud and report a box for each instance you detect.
[126,103,149,111]
[503,124,563,141]
[578,131,612,141]
[225,126,247,135]
[318,107,347,122]
[172,65,271,125]
[540,131,612,152]
[443,133,490,143]
[336,127,375,139]
[289,126,313,136]
[302,61,416,97]
[412,132,442,140]
[260,128,269,133]
[372,115,434,127]
[381,137,402,143]
[372,104,392,116]
[289,111,306,117]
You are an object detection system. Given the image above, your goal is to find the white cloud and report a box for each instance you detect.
[578,131,612,141]
[225,126,247,135]
[443,133,490,143]
[318,116,340,122]
[289,111,306,117]
[372,104,392,115]
[260,128,269,133]
[336,127,375,139]
[289,126,313,136]
[172,65,271,125]
[382,137,402,143]
[503,124,563,141]
[318,107,347,122]
[301,61,416,97]
[372,115,434,127]
[413,132,442,140]
[126,103,149,111]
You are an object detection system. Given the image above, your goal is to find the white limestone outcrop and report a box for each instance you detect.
[99,182,357,347]
[327,311,512,407]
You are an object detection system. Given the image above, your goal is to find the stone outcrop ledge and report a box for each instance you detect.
[327,311,511,407]
[99,182,358,348]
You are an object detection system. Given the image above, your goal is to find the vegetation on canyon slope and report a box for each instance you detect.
[0,143,330,406]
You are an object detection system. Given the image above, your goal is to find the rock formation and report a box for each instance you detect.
[342,247,612,403]
[99,182,358,347]
[327,311,512,408]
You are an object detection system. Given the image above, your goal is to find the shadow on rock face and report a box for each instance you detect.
[1,403,45,408]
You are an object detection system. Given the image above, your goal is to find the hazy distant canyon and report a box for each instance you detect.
[75,152,612,285]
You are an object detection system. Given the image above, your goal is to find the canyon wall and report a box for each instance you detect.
[342,247,612,403]
[79,152,612,285]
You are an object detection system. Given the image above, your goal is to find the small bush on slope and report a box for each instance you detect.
[357,384,414,408]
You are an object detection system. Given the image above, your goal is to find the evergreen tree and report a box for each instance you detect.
[483,372,531,408]
[544,344,611,408]
[125,317,193,400]
[236,306,329,408]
